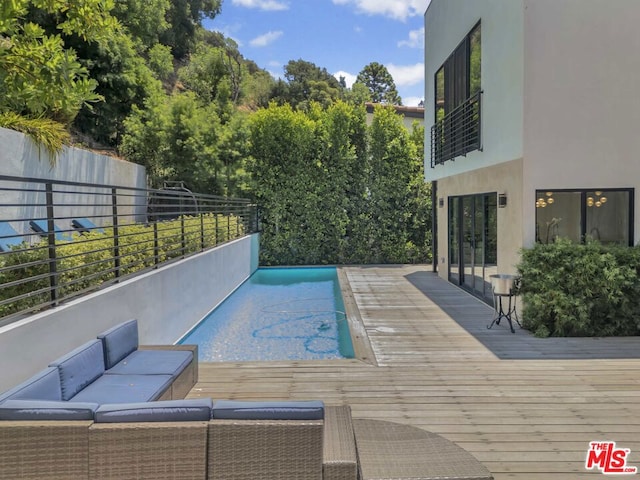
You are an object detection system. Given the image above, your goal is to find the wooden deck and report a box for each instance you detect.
[189,265,640,480]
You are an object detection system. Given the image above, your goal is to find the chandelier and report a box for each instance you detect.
[587,191,607,208]
[535,191,555,208]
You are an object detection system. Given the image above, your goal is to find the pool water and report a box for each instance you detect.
[179,267,355,361]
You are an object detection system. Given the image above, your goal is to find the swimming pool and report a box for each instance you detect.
[179,267,355,361]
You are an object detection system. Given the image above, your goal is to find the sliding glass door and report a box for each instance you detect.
[449,193,497,303]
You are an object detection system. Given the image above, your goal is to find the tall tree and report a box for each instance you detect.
[248,102,431,265]
[160,0,222,59]
[121,91,224,193]
[355,62,402,105]
[367,105,413,262]
[111,0,170,50]
[270,59,343,110]
[178,44,228,105]
[0,0,117,123]
[69,32,162,147]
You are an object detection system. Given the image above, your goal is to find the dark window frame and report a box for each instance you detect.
[431,21,482,167]
[534,188,634,246]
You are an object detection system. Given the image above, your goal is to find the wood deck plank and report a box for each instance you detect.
[189,266,640,480]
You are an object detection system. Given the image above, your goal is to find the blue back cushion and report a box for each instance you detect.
[0,400,98,420]
[0,367,62,403]
[95,398,213,423]
[49,340,105,401]
[97,319,139,369]
[213,400,325,420]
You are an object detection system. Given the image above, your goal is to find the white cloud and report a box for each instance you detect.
[387,63,424,87]
[398,27,424,48]
[333,71,357,88]
[249,31,284,47]
[232,0,289,11]
[332,0,430,21]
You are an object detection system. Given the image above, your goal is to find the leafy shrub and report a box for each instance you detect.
[0,214,244,318]
[517,238,640,337]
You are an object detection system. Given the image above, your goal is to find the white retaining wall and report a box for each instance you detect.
[0,127,147,235]
[0,127,145,187]
[0,233,260,392]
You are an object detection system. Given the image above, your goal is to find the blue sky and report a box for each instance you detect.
[203,0,432,106]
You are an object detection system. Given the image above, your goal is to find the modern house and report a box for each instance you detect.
[423,0,640,303]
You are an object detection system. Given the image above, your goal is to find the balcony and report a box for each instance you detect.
[430,91,482,168]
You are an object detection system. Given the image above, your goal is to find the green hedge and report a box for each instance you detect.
[517,238,640,337]
[0,214,243,318]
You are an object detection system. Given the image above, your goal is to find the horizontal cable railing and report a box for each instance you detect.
[0,176,258,326]
[430,90,482,168]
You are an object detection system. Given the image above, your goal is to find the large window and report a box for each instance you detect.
[431,22,482,167]
[535,189,633,245]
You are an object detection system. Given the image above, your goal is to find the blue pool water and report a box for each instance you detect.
[179,267,355,361]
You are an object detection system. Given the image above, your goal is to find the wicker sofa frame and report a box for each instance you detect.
[0,405,358,480]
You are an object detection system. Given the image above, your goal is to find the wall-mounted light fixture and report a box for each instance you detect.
[498,193,507,208]
[438,197,444,208]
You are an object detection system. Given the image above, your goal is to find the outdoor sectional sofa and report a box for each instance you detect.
[0,319,493,480]
[0,319,359,480]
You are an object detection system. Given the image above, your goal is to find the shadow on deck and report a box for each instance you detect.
[405,270,640,360]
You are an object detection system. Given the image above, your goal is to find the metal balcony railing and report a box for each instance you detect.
[430,91,482,168]
[0,175,258,326]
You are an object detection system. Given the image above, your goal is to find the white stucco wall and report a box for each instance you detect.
[522,0,640,246]
[426,0,640,279]
[0,233,260,392]
[424,0,524,181]
[0,127,145,186]
[0,127,147,235]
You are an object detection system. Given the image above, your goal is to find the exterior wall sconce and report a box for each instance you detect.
[438,197,444,208]
[498,193,507,208]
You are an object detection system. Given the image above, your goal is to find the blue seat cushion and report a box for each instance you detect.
[97,319,139,369]
[0,221,23,252]
[0,367,62,403]
[0,400,98,420]
[106,350,192,377]
[29,219,73,242]
[72,218,104,234]
[49,340,105,401]
[95,398,213,423]
[70,374,172,404]
[213,400,325,420]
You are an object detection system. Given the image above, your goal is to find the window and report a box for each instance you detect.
[535,189,633,245]
[431,22,482,167]
[449,193,497,304]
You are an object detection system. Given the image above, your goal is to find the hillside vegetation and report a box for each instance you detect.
[0,0,431,265]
